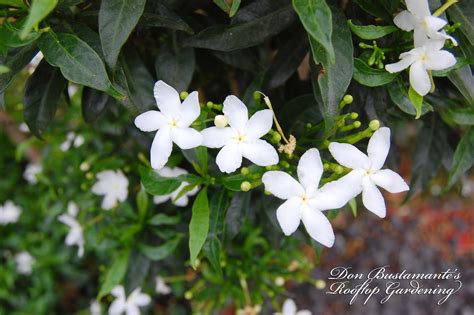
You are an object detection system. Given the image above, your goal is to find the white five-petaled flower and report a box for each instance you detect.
[152,167,198,207]
[23,163,42,184]
[276,299,311,315]
[90,300,102,315]
[385,40,456,96]
[393,0,457,47]
[91,170,129,210]
[58,201,85,257]
[108,285,151,315]
[155,276,172,295]
[60,131,84,152]
[328,127,409,218]
[134,81,203,170]
[15,251,35,275]
[0,200,22,225]
[262,149,350,247]
[201,95,279,173]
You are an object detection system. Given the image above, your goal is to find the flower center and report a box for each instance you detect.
[300,194,309,205]
[365,168,374,177]
[420,53,428,62]
[234,133,246,143]
[169,119,178,128]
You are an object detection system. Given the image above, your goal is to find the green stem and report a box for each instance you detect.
[433,0,458,16]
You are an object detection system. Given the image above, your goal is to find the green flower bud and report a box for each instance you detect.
[315,279,326,289]
[343,95,353,104]
[271,132,282,143]
[184,291,193,300]
[241,167,249,175]
[369,119,380,131]
[240,181,251,192]
[179,91,189,100]
[206,101,214,109]
[80,162,90,172]
[253,91,261,101]
[86,172,94,180]
[280,161,290,169]
[353,121,361,128]
[334,165,344,174]
[264,189,272,195]
[350,112,358,119]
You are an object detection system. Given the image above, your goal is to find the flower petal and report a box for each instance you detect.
[150,127,173,170]
[153,194,172,204]
[393,10,416,31]
[385,54,417,73]
[223,95,248,131]
[108,299,126,315]
[241,139,279,167]
[406,0,430,17]
[276,197,302,236]
[262,171,305,199]
[201,127,234,148]
[282,299,297,314]
[130,289,151,306]
[311,175,362,211]
[154,80,181,116]
[101,194,117,210]
[297,148,323,194]
[424,50,456,71]
[372,169,409,193]
[424,16,447,31]
[245,109,273,139]
[413,27,429,47]
[297,311,312,315]
[216,143,242,173]
[362,179,386,218]
[111,285,125,298]
[134,110,167,132]
[171,127,203,149]
[178,91,200,127]
[301,206,335,247]
[367,127,390,171]
[328,143,370,169]
[409,61,431,96]
[125,305,140,315]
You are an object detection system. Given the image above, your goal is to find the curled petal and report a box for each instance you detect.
[276,197,302,236]
[393,10,416,31]
[178,91,201,127]
[134,111,167,132]
[241,139,279,167]
[150,127,173,170]
[201,127,234,148]
[245,109,273,139]
[262,171,305,200]
[362,179,386,218]
[297,148,323,194]
[301,206,335,247]
[223,95,248,131]
[216,143,242,173]
[424,50,456,71]
[372,169,409,193]
[171,127,202,149]
[367,127,390,171]
[328,143,370,170]
[409,61,431,96]
[154,81,181,116]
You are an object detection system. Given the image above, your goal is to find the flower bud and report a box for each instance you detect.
[240,181,251,192]
[241,167,249,175]
[280,161,290,169]
[254,305,262,313]
[80,162,90,172]
[315,279,326,289]
[86,172,94,180]
[343,95,353,104]
[184,291,193,300]
[214,115,228,128]
[350,112,358,119]
[264,189,272,195]
[275,277,285,286]
[271,132,281,143]
[253,91,261,101]
[206,101,214,109]
[353,121,361,128]
[369,119,380,131]
[334,165,344,174]
[179,91,189,100]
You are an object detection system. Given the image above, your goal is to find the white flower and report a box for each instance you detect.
[262,149,350,247]
[134,81,203,170]
[15,251,35,275]
[19,123,30,133]
[155,276,171,295]
[58,201,85,257]
[201,95,279,173]
[91,170,129,210]
[152,167,198,207]
[23,163,42,184]
[276,299,311,315]
[90,300,102,315]
[60,132,84,151]
[385,40,456,95]
[393,0,457,47]
[0,200,22,225]
[108,285,151,315]
[328,127,409,218]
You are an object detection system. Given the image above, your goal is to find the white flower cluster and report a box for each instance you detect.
[0,200,22,225]
[385,0,457,96]
[60,131,84,152]
[58,201,85,257]
[135,81,410,248]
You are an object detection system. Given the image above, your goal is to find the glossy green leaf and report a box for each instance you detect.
[214,0,241,17]
[0,19,40,48]
[0,65,9,74]
[353,0,400,21]
[155,43,195,93]
[139,165,181,196]
[81,87,112,123]
[0,0,26,7]
[442,107,474,125]
[0,44,38,94]
[447,65,474,106]
[136,187,148,219]
[348,20,398,39]
[139,235,182,261]
[189,188,209,269]
[99,0,146,69]
[37,31,123,98]
[20,0,58,39]
[408,85,423,119]
[24,60,67,137]
[184,5,295,51]
[387,78,432,117]
[97,249,129,300]
[148,213,180,226]
[447,127,474,189]
[140,4,193,33]
[293,0,334,63]
[353,57,398,86]
[448,2,474,45]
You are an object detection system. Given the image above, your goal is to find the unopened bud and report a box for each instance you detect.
[350,112,358,119]
[275,277,285,286]
[240,181,251,192]
[241,167,249,175]
[369,119,380,131]
[315,279,326,289]
[184,291,193,300]
[343,95,353,104]
[264,189,272,195]
[86,172,94,180]
[334,165,344,174]
[80,162,90,172]
[280,161,290,169]
[254,305,262,313]
[271,132,282,143]
[214,115,228,128]
[253,91,261,101]
[206,101,213,109]
[179,91,188,100]
[353,121,361,128]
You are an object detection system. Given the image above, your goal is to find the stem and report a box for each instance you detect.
[433,0,458,16]
[85,214,104,226]
[428,70,436,93]
[239,276,252,307]
[258,92,290,144]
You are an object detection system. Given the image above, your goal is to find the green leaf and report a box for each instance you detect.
[189,188,209,269]
[448,2,474,45]
[387,77,432,117]
[408,85,423,119]
[293,0,334,63]
[353,0,400,21]
[447,65,474,106]
[214,0,241,17]
[0,65,10,74]
[37,31,122,98]
[20,0,58,39]
[229,0,242,17]
[148,213,180,226]
[24,60,67,137]
[0,0,26,8]
[447,128,474,189]
[0,19,40,48]
[99,0,146,69]
[432,57,471,77]
[98,249,130,300]
[136,187,148,219]
[0,44,38,94]
[139,235,182,261]
[347,20,397,40]
[184,5,295,51]
[310,5,353,134]
[139,165,182,196]
[140,5,193,33]
[353,57,398,87]
[81,87,112,123]
[442,107,474,125]
[348,198,357,217]
[155,43,195,93]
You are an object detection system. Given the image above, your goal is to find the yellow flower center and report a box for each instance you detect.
[235,133,246,143]
[365,168,374,177]
[301,194,309,205]
[169,119,178,128]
